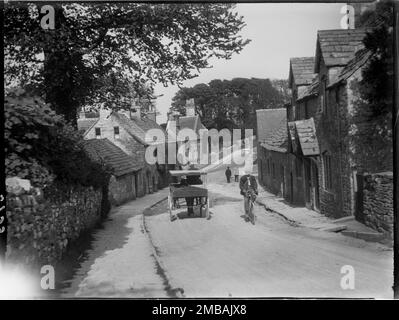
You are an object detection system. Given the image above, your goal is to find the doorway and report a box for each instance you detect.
[355,173,364,223]
[290,172,294,203]
[280,165,285,198]
[304,158,311,206]
[311,161,320,210]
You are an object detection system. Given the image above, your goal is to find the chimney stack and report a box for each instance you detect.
[185,98,195,117]
[130,98,141,120]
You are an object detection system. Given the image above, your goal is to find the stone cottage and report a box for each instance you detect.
[287,57,320,209]
[78,102,167,196]
[315,32,393,235]
[285,26,393,237]
[312,28,370,219]
[82,138,141,206]
[256,108,288,198]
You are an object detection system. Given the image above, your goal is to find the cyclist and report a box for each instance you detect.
[239,170,258,219]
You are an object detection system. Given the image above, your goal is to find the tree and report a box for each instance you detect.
[350,1,394,172]
[170,77,287,132]
[5,89,110,188]
[4,3,250,126]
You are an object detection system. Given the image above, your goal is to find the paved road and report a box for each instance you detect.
[145,172,393,298]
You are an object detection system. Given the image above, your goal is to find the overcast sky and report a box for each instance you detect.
[154,3,343,123]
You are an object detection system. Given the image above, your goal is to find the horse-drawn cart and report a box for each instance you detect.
[168,170,210,221]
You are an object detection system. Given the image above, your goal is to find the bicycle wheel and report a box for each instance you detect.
[249,201,255,225]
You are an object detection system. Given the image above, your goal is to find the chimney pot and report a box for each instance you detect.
[185,98,195,117]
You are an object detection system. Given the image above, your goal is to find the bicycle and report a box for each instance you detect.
[244,188,257,225]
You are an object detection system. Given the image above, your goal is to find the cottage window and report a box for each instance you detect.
[95,127,101,138]
[304,101,309,119]
[295,104,300,121]
[267,158,271,175]
[323,153,333,190]
[335,87,340,104]
[320,76,328,113]
[295,158,302,177]
[334,87,340,118]
[114,126,120,139]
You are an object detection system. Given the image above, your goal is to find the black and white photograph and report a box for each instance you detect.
[1,0,398,301]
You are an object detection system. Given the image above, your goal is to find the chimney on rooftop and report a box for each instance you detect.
[185,98,196,117]
[79,109,86,119]
[130,98,141,120]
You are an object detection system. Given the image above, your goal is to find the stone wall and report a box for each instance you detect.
[258,146,287,197]
[363,172,394,238]
[108,174,136,206]
[258,146,306,205]
[316,81,353,218]
[6,183,103,268]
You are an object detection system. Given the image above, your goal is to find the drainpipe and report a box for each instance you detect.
[337,86,347,218]
[393,1,398,299]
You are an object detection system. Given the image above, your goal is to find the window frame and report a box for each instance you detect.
[320,76,328,113]
[323,153,333,191]
[95,127,101,138]
[304,101,309,119]
[114,126,120,139]
[272,162,276,179]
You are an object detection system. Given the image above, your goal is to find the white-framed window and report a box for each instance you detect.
[95,127,101,139]
[320,76,328,113]
[114,126,120,139]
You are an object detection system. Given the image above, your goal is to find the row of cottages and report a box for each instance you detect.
[81,138,142,206]
[257,25,393,237]
[77,101,168,205]
[166,99,207,167]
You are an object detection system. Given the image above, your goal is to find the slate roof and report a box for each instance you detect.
[178,115,206,134]
[112,112,165,145]
[315,29,368,72]
[260,116,288,153]
[81,138,140,177]
[288,118,319,156]
[77,118,98,133]
[166,115,206,139]
[297,77,319,101]
[328,48,373,88]
[256,108,286,143]
[289,57,317,88]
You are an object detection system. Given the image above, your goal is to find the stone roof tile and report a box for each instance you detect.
[328,48,373,88]
[82,138,140,177]
[289,57,317,87]
[316,29,368,71]
[256,108,286,143]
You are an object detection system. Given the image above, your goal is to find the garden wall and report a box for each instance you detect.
[363,172,394,239]
[6,183,103,268]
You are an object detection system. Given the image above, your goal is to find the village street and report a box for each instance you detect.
[61,166,393,299]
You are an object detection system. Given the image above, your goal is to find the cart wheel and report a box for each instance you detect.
[168,196,173,220]
[206,197,210,219]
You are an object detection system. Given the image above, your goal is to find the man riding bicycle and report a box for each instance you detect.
[239,169,258,220]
